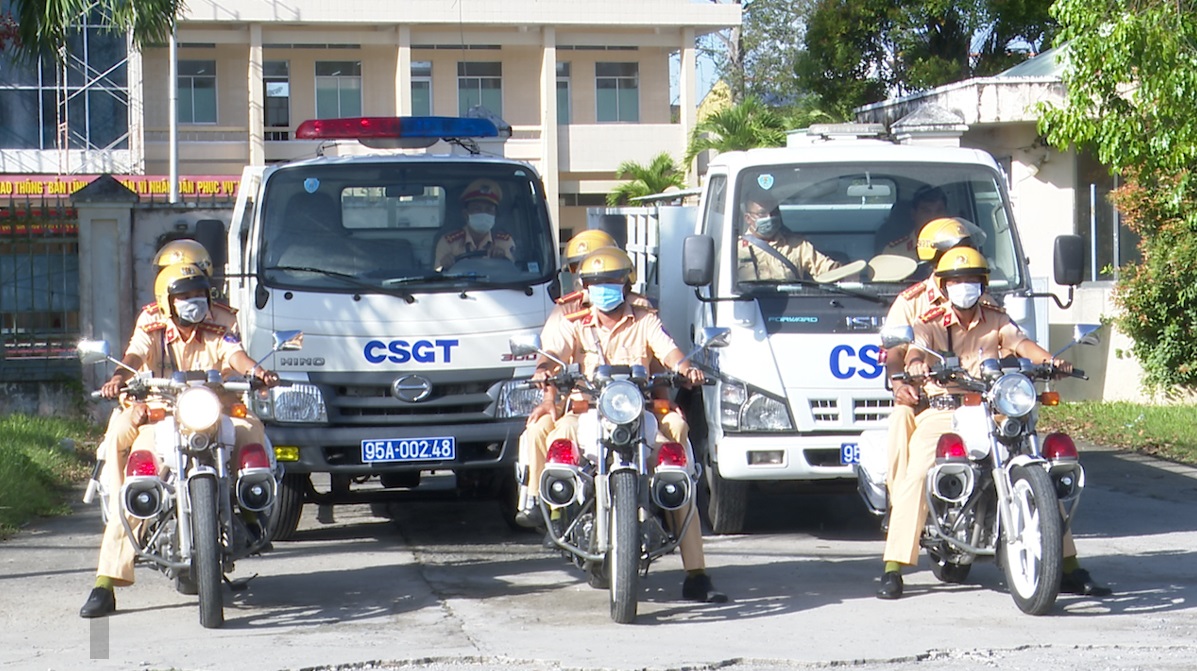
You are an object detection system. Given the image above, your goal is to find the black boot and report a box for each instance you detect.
[876,571,903,599]
[1060,568,1112,597]
[682,573,728,603]
[79,587,116,618]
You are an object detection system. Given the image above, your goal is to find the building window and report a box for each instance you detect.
[556,62,570,124]
[1076,147,1139,281]
[596,62,638,123]
[178,60,217,124]
[263,60,290,140]
[412,61,432,116]
[457,61,501,116]
[315,61,362,119]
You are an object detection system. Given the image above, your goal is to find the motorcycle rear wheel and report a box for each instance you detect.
[609,470,640,624]
[1002,465,1063,615]
[190,475,225,628]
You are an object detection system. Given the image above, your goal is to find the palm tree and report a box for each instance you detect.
[606,152,688,206]
[3,0,183,61]
[684,96,789,165]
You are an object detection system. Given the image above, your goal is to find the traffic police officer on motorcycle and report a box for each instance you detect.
[80,262,280,618]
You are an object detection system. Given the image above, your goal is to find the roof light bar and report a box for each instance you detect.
[295,116,500,141]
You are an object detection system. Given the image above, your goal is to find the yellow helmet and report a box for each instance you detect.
[564,229,618,266]
[154,262,211,317]
[460,178,503,207]
[153,239,213,276]
[934,246,989,281]
[916,217,986,262]
[577,247,636,286]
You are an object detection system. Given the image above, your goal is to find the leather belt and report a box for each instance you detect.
[929,394,963,411]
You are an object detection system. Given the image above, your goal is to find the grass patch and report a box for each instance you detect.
[0,413,101,538]
[1040,401,1197,464]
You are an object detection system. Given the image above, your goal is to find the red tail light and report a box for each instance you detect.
[239,443,271,470]
[125,450,160,477]
[936,433,968,460]
[657,442,688,467]
[1043,432,1079,460]
[546,439,580,465]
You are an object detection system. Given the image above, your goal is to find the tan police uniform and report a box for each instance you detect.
[882,298,1032,566]
[434,227,516,270]
[538,301,707,570]
[879,232,919,261]
[95,302,267,585]
[736,231,841,282]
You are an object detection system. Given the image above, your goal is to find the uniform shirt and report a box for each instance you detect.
[434,227,516,270]
[540,290,655,359]
[736,231,841,281]
[910,300,1029,398]
[879,232,919,261]
[125,302,245,377]
[546,301,680,379]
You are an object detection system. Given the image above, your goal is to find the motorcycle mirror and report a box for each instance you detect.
[509,333,541,357]
[76,340,111,366]
[879,324,915,350]
[697,327,731,350]
[273,330,304,352]
[1073,323,1102,347]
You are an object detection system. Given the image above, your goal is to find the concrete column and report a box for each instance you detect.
[126,36,146,174]
[679,27,697,186]
[540,27,561,237]
[396,26,412,115]
[248,24,265,166]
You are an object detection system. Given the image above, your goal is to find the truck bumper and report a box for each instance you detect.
[265,419,524,475]
[714,433,857,480]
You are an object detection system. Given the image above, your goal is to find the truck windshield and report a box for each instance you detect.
[732,162,1023,293]
[258,162,555,291]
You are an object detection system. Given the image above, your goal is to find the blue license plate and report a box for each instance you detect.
[840,442,860,465]
[361,437,456,464]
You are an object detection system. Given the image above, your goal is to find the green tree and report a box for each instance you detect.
[703,0,814,104]
[2,0,184,61]
[606,153,688,206]
[684,96,789,164]
[1038,1,1197,390]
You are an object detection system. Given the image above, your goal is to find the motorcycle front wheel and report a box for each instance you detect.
[1001,465,1063,615]
[190,475,225,628]
[608,470,640,624]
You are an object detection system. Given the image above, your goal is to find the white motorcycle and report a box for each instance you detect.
[510,327,728,623]
[79,330,301,628]
[855,323,1098,615]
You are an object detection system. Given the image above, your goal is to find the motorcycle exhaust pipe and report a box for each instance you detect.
[928,463,975,504]
[122,477,166,519]
[237,469,276,512]
[650,469,692,511]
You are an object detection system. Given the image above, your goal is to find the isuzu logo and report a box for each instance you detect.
[392,375,433,402]
[844,316,884,331]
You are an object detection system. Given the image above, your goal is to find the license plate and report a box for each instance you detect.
[361,437,456,464]
[840,442,860,465]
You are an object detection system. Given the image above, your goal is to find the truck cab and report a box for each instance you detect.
[226,116,553,538]
[679,128,1044,534]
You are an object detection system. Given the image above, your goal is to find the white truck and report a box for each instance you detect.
[224,116,553,539]
[632,125,1076,534]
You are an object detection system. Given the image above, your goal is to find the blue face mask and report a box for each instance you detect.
[587,283,625,312]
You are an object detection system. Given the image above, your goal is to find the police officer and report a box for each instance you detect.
[737,190,841,281]
[434,178,516,270]
[80,262,281,618]
[878,185,951,260]
[877,248,1110,599]
[534,248,727,603]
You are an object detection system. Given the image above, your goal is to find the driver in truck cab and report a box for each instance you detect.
[737,189,842,281]
[434,178,516,271]
[877,247,1110,600]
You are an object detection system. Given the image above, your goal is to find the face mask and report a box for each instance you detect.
[467,212,495,234]
[587,283,625,312]
[753,216,779,239]
[174,297,209,325]
[947,282,982,309]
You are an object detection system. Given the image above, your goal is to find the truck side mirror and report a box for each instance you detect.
[1053,234,1085,287]
[683,235,715,287]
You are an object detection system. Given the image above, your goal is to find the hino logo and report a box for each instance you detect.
[392,375,433,402]
[845,316,884,331]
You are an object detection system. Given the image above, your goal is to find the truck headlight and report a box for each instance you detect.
[720,379,793,432]
[497,379,543,418]
[256,383,328,423]
[177,387,222,432]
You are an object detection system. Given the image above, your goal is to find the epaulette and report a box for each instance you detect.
[493,230,512,241]
[564,308,590,322]
[899,282,927,300]
[196,322,227,336]
[140,319,167,333]
[141,302,160,315]
[629,293,656,310]
[556,290,584,305]
[444,229,466,242]
[919,306,947,323]
[212,301,237,315]
[979,299,1005,313]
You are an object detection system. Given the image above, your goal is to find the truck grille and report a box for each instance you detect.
[810,399,839,423]
[806,396,892,428]
[309,370,512,426]
[854,398,893,422]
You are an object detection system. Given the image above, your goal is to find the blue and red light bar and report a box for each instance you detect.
[295,116,500,141]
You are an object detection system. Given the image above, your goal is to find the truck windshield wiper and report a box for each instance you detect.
[739,279,887,305]
[264,265,416,301]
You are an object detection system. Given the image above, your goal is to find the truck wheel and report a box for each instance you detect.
[268,473,307,541]
[705,452,748,535]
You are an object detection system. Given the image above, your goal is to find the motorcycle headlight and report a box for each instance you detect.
[598,380,642,425]
[258,383,328,423]
[992,373,1037,418]
[741,393,794,431]
[497,379,543,418]
[176,387,222,432]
